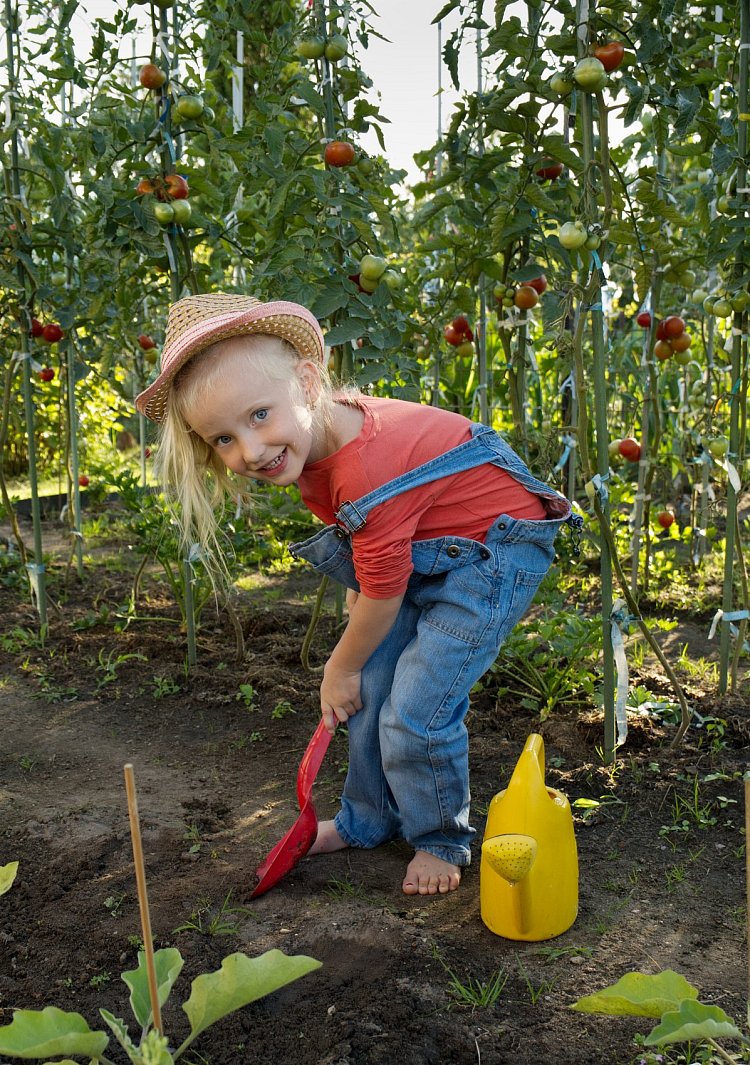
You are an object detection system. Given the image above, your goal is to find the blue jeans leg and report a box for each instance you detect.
[334,595,421,849]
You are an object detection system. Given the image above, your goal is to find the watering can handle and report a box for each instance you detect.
[522,733,546,777]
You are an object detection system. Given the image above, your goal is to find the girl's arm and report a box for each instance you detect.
[320,592,404,733]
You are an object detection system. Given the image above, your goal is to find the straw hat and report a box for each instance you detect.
[135,293,325,422]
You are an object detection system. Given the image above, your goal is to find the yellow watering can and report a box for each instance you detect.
[480,733,578,941]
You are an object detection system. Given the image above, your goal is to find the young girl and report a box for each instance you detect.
[136,293,579,897]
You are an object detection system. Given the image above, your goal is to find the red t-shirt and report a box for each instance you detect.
[297,396,547,599]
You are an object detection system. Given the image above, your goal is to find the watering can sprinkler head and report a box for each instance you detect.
[482,833,538,885]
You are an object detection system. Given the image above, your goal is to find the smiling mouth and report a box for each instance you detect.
[260,449,286,472]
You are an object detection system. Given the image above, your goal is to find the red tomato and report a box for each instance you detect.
[618,437,641,462]
[636,311,651,327]
[535,159,564,181]
[139,63,166,90]
[165,174,189,200]
[662,315,685,338]
[526,275,548,294]
[30,318,44,337]
[451,316,473,340]
[138,333,156,350]
[136,178,155,196]
[42,323,63,343]
[670,332,692,352]
[324,140,356,167]
[38,367,55,382]
[657,511,675,529]
[78,475,90,487]
[444,324,464,346]
[593,41,625,72]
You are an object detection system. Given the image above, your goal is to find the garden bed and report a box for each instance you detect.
[0,513,748,1065]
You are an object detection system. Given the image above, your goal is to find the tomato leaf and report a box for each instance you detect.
[644,999,744,1046]
[572,970,699,1018]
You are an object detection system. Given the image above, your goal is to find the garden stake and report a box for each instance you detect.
[123,763,163,1035]
[741,771,745,1009]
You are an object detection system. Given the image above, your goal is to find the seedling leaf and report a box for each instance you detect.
[0,861,19,897]
[0,1006,109,1059]
[180,950,321,1046]
[644,999,744,1045]
[122,948,184,1028]
[99,1010,138,1057]
[571,970,699,1017]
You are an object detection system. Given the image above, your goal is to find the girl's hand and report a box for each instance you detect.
[320,663,362,734]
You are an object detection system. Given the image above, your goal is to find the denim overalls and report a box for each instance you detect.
[290,423,580,867]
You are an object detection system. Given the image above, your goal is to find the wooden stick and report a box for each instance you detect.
[745,773,750,1009]
[124,764,163,1035]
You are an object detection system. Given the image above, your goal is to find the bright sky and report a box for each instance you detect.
[63,0,480,186]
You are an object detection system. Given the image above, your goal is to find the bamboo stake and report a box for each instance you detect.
[745,773,750,1007]
[123,764,162,1035]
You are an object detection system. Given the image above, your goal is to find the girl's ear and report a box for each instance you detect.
[295,359,322,405]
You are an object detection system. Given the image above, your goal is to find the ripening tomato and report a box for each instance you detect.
[535,159,564,181]
[139,63,167,90]
[138,333,156,350]
[514,285,539,310]
[526,275,548,294]
[30,318,44,337]
[618,437,641,462]
[657,511,675,529]
[136,177,155,196]
[662,315,685,338]
[636,311,651,328]
[324,140,356,167]
[444,324,464,346]
[670,332,692,352]
[593,41,625,72]
[42,323,63,343]
[654,340,673,361]
[451,316,473,339]
[165,174,190,200]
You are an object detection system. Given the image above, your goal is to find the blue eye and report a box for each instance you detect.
[255,408,269,422]
[215,434,232,447]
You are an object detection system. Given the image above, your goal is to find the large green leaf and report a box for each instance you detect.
[0,861,19,897]
[644,999,744,1045]
[0,1007,109,1060]
[121,948,184,1028]
[180,950,321,1045]
[572,971,699,1018]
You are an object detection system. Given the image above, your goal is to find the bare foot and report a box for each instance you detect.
[308,820,349,856]
[402,851,462,896]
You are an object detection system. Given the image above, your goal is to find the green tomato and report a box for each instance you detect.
[716,194,731,213]
[358,274,379,294]
[153,202,175,225]
[678,268,696,288]
[324,34,348,62]
[573,57,608,92]
[707,437,728,459]
[549,73,573,96]
[174,94,205,120]
[697,170,713,185]
[558,220,588,250]
[730,291,750,312]
[170,199,192,225]
[712,298,732,318]
[673,348,693,366]
[692,288,709,304]
[50,270,67,286]
[381,269,403,291]
[702,295,717,314]
[296,36,325,59]
[359,254,387,281]
[584,233,601,250]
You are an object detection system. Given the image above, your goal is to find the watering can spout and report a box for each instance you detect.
[480,734,578,941]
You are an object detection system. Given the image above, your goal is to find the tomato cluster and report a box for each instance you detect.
[654,316,692,364]
[31,318,63,344]
[444,316,474,355]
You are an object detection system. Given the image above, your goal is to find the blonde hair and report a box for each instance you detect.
[155,333,334,584]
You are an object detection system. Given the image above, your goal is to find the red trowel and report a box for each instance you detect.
[250,719,332,898]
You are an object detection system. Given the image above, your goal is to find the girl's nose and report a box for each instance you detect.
[238,432,263,469]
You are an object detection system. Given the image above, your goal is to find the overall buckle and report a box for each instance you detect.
[336,499,367,533]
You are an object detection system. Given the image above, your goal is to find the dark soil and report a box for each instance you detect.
[1,508,749,1065]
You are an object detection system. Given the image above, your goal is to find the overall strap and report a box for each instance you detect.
[335,424,499,533]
